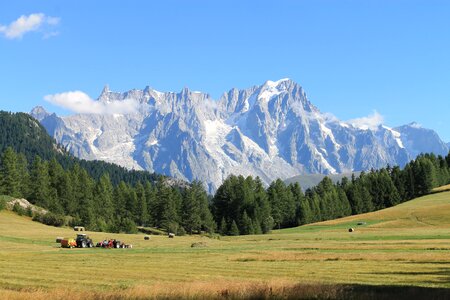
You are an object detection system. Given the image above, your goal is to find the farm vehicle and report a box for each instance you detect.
[60,238,77,248]
[59,235,131,249]
[96,239,132,248]
[60,234,93,248]
[76,233,94,248]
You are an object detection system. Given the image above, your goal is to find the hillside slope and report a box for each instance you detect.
[1,189,449,299]
[277,185,450,236]
[0,110,162,186]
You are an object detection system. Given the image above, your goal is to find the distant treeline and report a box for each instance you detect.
[0,147,215,234]
[1,146,449,235]
[1,111,449,235]
[212,152,450,235]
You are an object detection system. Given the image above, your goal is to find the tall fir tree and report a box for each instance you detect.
[93,173,115,230]
[181,184,202,234]
[0,147,21,198]
[29,156,51,208]
[144,180,156,226]
[16,152,30,198]
[229,219,240,236]
[135,182,149,226]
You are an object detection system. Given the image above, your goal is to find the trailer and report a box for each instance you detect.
[60,238,77,248]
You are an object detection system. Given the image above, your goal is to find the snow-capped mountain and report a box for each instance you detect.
[31,79,447,192]
[393,122,449,159]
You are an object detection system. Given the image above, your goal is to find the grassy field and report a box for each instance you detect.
[0,188,449,299]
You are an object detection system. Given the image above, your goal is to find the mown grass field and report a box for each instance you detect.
[0,187,449,299]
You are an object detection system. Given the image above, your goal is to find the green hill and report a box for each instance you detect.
[277,184,450,236]
[0,189,449,298]
[0,110,161,186]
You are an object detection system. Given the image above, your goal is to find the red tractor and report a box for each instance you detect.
[97,239,122,248]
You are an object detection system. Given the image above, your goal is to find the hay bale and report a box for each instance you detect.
[191,242,207,248]
[348,228,354,232]
[144,235,150,240]
[168,232,175,238]
[357,222,366,225]
[56,237,64,243]
[73,226,85,231]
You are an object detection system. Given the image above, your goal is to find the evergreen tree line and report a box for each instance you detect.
[0,111,161,187]
[0,147,214,234]
[1,145,449,236]
[210,153,450,235]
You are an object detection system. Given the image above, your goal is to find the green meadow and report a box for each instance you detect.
[0,187,449,299]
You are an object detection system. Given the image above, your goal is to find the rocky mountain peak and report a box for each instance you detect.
[31,79,449,193]
[30,106,50,121]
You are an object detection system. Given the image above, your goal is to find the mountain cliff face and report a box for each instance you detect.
[393,122,449,159]
[31,79,447,192]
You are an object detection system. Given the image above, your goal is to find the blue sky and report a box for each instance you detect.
[1,0,449,141]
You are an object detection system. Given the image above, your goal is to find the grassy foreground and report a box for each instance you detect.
[0,188,450,299]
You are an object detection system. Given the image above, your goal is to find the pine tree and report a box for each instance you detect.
[346,182,363,214]
[135,182,149,226]
[200,195,216,233]
[191,181,216,233]
[75,167,95,229]
[229,220,240,236]
[59,172,76,215]
[254,177,273,233]
[144,181,156,226]
[181,184,202,234]
[267,182,281,229]
[337,187,352,217]
[0,147,20,198]
[47,157,64,214]
[16,153,30,198]
[125,187,138,220]
[157,181,179,231]
[379,169,401,208]
[241,210,254,235]
[113,181,129,218]
[437,156,449,186]
[315,177,335,220]
[211,176,236,227]
[289,182,304,226]
[94,174,115,229]
[390,166,406,201]
[360,181,374,213]
[297,194,312,225]
[29,156,51,208]
[219,217,228,235]
[414,157,436,195]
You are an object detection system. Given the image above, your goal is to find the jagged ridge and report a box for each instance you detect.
[31,79,449,192]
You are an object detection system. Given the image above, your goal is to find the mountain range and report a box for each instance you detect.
[31,79,449,192]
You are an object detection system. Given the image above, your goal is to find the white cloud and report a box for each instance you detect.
[347,110,384,130]
[44,91,140,115]
[0,13,60,39]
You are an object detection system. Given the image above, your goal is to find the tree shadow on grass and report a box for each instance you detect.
[342,284,450,300]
